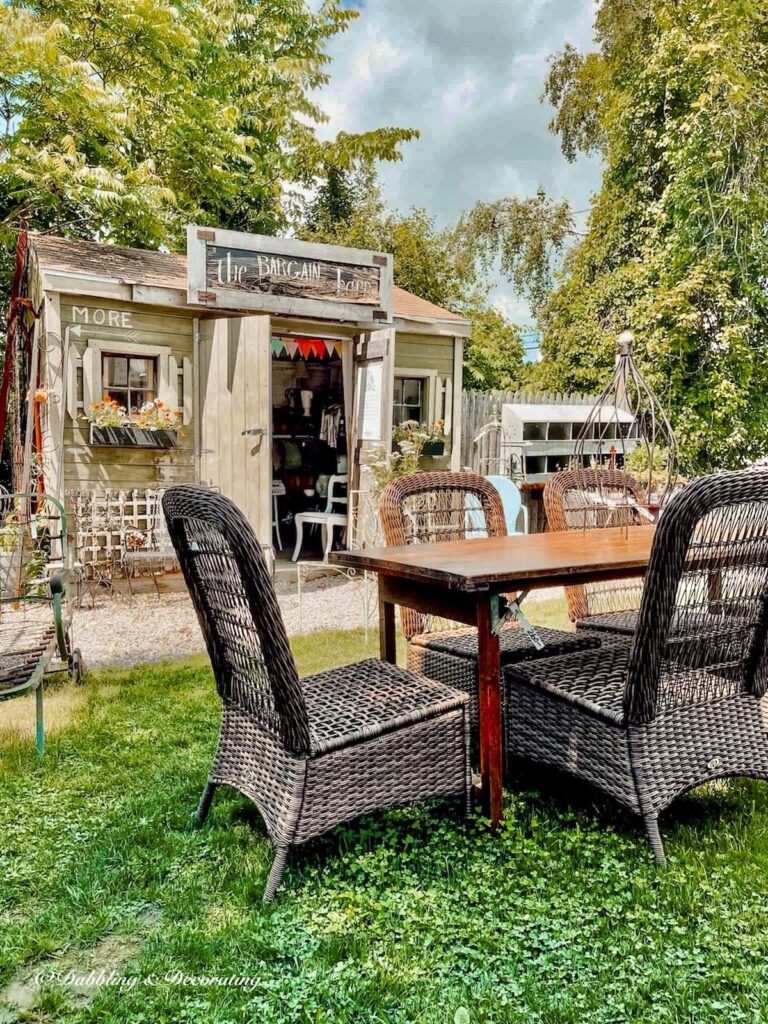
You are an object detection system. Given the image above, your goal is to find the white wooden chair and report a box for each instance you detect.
[292,474,348,562]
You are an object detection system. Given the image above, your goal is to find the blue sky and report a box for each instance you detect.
[314,0,602,328]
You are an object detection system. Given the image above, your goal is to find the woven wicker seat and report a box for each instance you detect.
[505,468,768,862]
[544,468,649,635]
[162,486,471,902]
[379,472,602,737]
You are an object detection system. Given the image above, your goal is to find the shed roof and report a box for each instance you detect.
[28,234,468,325]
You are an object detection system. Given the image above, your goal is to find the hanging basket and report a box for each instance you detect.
[572,331,678,520]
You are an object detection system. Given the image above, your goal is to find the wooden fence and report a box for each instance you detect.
[460,389,596,474]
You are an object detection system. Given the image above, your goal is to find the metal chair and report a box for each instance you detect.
[121,488,178,598]
[505,467,768,862]
[0,493,83,753]
[162,485,471,902]
[544,468,649,635]
[291,473,348,562]
[378,472,603,739]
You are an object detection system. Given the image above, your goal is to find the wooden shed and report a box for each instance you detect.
[17,227,469,557]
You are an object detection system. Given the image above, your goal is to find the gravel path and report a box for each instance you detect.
[72,572,376,670]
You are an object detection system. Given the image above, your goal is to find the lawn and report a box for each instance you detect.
[2,606,768,1023]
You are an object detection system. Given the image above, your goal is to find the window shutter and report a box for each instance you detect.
[65,344,79,421]
[82,344,99,411]
[158,353,175,408]
[443,377,453,434]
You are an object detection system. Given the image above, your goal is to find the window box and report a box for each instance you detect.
[421,439,445,457]
[89,424,179,449]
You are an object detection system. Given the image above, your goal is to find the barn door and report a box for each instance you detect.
[197,315,272,547]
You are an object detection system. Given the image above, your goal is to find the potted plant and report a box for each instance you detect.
[87,398,182,449]
[392,420,446,458]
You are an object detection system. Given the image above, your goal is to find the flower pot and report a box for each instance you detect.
[89,424,179,449]
[421,440,445,457]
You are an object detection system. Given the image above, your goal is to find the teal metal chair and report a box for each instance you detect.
[485,475,528,534]
[0,493,83,753]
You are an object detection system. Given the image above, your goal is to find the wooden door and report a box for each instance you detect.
[197,314,272,546]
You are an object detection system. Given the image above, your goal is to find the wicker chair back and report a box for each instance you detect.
[162,486,310,753]
[626,469,768,724]
[544,468,647,623]
[379,472,508,639]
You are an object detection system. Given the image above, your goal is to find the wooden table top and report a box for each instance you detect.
[330,525,656,592]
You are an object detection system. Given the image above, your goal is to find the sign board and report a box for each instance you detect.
[187,226,393,325]
[355,362,384,441]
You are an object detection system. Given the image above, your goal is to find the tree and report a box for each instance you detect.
[0,0,418,258]
[304,169,529,390]
[538,0,768,472]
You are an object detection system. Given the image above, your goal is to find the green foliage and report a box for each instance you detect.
[540,0,768,472]
[4,625,768,1022]
[455,187,574,317]
[0,0,417,256]
[462,305,528,391]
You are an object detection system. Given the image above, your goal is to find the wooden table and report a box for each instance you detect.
[330,525,655,827]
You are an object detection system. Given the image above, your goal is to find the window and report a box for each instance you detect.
[102,354,156,414]
[393,376,425,426]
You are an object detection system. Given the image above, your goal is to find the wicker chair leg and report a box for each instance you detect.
[643,814,667,865]
[194,781,217,826]
[263,845,289,903]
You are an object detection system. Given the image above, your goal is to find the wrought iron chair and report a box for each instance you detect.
[544,467,650,635]
[378,472,603,737]
[162,485,471,902]
[0,493,83,753]
[505,467,768,862]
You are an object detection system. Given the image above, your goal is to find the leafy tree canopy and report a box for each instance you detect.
[304,169,529,391]
[0,0,418,255]
[538,0,768,471]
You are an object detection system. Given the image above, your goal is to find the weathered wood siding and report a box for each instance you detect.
[394,332,454,376]
[58,297,196,491]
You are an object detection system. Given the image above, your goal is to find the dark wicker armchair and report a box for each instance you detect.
[505,467,768,862]
[162,486,471,901]
[544,468,650,635]
[379,472,603,735]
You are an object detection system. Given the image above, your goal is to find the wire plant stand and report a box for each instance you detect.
[572,331,679,529]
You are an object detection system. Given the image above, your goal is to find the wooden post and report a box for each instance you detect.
[378,577,397,665]
[476,594,503,827]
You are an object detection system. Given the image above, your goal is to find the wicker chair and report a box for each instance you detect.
[162,485,471,902]
[379,472,604,736]
[544,468,650,635]
[505,467,768,862]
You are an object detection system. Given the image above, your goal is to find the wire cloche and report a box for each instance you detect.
[572,331,678,519]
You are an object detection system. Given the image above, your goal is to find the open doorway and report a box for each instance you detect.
[271,335,349,562]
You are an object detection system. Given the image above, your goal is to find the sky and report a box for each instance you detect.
[313,0,603,338]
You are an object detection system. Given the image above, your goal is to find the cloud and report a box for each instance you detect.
[315,0,602,322]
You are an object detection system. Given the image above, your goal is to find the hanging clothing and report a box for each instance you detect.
[320,403,343,449]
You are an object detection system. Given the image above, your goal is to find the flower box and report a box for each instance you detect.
[89,424,179,449]
[421,439,445,457]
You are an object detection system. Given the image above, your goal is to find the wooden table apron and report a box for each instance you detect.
[330,526,655,828]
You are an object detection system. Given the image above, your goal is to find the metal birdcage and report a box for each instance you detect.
[572,331,678,522]
[473,407,526,481]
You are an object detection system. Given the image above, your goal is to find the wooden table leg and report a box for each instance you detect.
[378,579,397,664]
[476,595,503,827]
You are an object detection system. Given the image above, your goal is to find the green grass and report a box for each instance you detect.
[3,615,768,1023]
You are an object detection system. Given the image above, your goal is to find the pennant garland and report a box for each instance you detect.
[271,335,342,360]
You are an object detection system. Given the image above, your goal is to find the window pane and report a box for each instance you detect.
[392,379,403,404]
[129,359,152,389]
[104,356,128,387]
[105,389,128,409]
[128,391,147,414]
[401,379,421,406]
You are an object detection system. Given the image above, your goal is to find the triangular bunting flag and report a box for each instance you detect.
[324,340,336,358]
[271,338,285,357]
[284,340,299,358]
[298,339,314,359]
